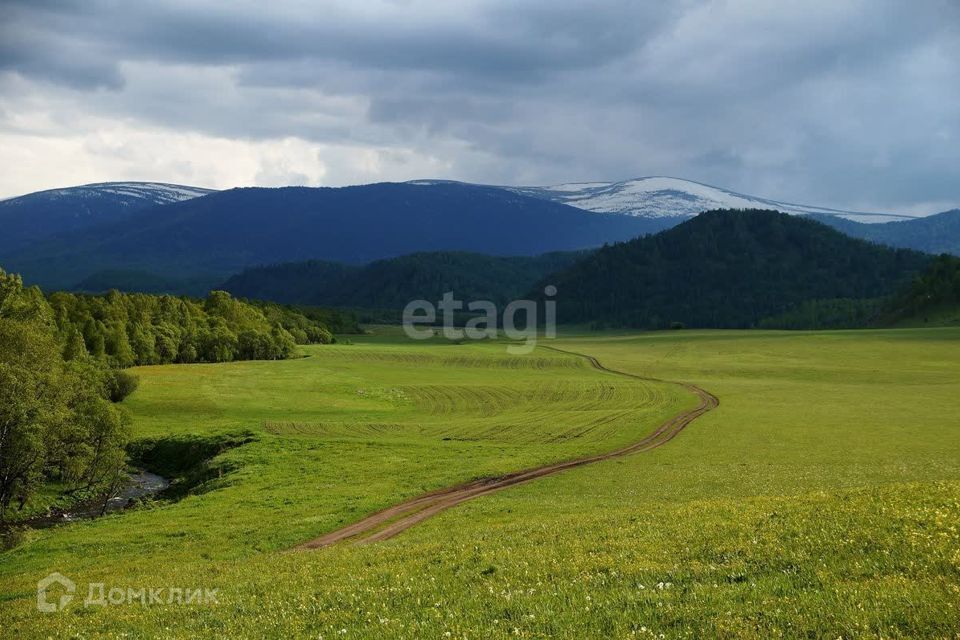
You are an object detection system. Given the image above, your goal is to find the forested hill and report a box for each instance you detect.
[221,250,588,308]
[757,253,960,330]
[539,209,932,329]
[881,254,960,326]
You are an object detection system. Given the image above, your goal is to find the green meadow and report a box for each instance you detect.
[2,328,959,638]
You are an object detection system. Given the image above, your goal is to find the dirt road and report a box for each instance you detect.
[297,346,718,550]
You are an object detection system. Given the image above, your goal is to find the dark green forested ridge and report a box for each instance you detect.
[71,269,221,297]
[222,250,589,308]
[880,254,960,325]
[759,254,960,329]
[758,298,887,330]
[538,209,932,329]
[263,304,362,335]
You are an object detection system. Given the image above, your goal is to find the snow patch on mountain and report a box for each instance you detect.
[408,176,914,223]
[2,182,215,206]
[504,177,915,223]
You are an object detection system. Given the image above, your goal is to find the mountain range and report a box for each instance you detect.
[0,181,213,255]
[809,210,960,256]
[469,177,915,223]
[0,178,957,298]
[0,182,666,290]
[221,210,939,330]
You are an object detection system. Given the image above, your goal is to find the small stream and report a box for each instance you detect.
[102,470,170,513]
[25,469,170,529]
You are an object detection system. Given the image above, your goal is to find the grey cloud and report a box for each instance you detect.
[1,0,675,88]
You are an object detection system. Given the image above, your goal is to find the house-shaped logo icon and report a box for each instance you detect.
[37,572,75,613]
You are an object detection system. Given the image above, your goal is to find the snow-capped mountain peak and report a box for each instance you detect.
[0,181,217,255]
[503,176,915,223]
[2,181,215,206]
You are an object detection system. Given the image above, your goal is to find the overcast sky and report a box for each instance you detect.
[1,0,958,214]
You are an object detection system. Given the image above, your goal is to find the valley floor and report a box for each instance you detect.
[1,328,959,638]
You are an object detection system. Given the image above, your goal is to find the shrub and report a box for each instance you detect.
[106,369,140,402]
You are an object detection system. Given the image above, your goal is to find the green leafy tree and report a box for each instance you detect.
[198,322,238,363]
[73,396,131,491]
[153,322,180,363]
[128,322,157,365]
[81,317,106,359]
[105,322,135,368]
[0,269,134,520]
[62,326,89,361]
[0,319,63,517]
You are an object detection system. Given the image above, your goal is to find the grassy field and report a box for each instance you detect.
[2,328,959,638]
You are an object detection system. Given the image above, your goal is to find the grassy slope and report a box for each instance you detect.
[0,338,689,635]
[3,329,960,638]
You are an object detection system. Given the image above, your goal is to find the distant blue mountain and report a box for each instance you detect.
[1,182,675,290]
[0,181,213,254]
[809,210,960,256]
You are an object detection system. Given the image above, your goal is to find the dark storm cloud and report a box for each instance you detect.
[1,0,675,86]
[0,0,958,212]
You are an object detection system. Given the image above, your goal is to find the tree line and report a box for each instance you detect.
[48,288,335,367]
[890,254,960,313]
[759,255,960,329]
[0,268,337,522]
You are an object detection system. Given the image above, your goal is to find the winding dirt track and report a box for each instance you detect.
[297,346,718,550]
